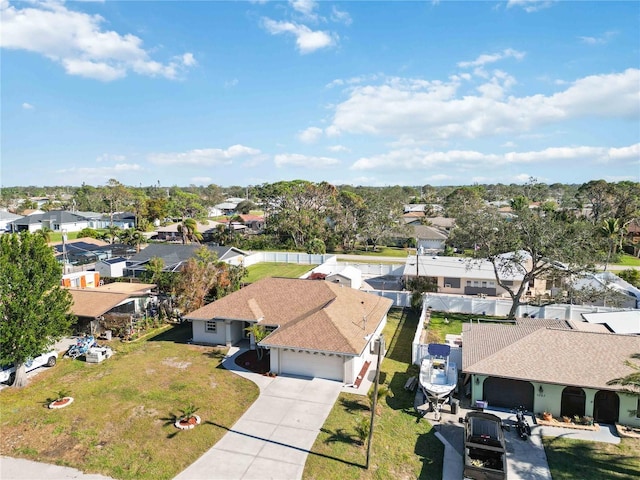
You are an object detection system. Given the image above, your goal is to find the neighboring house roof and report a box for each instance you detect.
[427,217,456,229]
[403,254,525,281]
[99,257,128,265]
[155,220,221,234]
[127,243,246,271]
[50,237,110,249]
[463,322,640,392]
[9,210,88,228]
[93,282,156,294]
[412,225,448,241]
[0,211,22,222]
[68,289,131,318]
[215,202,239,210]
[185,277,393,355]
[582,311,640,335]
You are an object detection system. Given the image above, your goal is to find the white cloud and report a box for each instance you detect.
[0,1,195,81]
[290,0,318,20]
[507,0,555,13]
[328,144,350,153]
[298,126,323,143]
[328,69,640,141]
[224,78,239,88]
[579,31,618,45]
[148,145,263,166]
[331,6,352,25]
[22,102,34,109]
[262,18,336,54]
[274,153,339,168]
[56,163,143,182]
[351,143,640,171]
[458,49,525,68]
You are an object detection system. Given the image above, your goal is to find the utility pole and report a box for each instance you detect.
[366,334,385,469]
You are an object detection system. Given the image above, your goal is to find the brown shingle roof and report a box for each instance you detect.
[464,325,640,391]
[69,289,130,318]
[185,278,393,355]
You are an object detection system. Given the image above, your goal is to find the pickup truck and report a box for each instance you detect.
[0,350,58,384]
[463,411,508,480]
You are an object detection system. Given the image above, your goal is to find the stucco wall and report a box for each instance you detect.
[192,319,226,345]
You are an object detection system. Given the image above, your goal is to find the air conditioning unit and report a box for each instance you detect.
[444,283,452,288]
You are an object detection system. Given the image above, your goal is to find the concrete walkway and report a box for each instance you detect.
[174,348,343,480]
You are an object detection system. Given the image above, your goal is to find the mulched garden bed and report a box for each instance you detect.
[235,349,270,374]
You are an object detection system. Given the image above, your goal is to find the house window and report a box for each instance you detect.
[205,321,217,333]
[481,281,487,288]
[466,281,471,287]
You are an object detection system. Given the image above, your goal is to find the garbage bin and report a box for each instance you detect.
[450,398,459,415]
[104,330,112,341]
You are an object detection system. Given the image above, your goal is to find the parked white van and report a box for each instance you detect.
[0,350,58,384]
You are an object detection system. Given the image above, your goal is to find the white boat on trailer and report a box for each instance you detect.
[419,343,458,420]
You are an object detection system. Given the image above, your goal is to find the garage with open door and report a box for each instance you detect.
[279,349,344,381]
[483,377,534,411]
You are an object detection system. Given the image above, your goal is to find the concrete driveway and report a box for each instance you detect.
[174,372,342,480]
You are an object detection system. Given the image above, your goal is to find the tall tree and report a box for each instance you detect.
[607,353,640,415]
[259,180,337,249]
[104,179,132,226]
[450,206,600,318]
[600,217,622,270]
[174,247,231,314]
[0,233,74,387]
[332,190,366,252]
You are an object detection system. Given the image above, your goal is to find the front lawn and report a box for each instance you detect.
[303,308,444,480]
[613,254,640,267]
[543,436,640,479]
[0,324,259,480]
[244,262,317,283]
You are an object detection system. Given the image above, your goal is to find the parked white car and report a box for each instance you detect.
[0,350,58,384]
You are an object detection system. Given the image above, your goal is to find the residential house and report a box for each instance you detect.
[463,319,640,427]
[0,210,22,233]
[154,220,222,242]
[51,238,135,267]
[326,266,363,290]
[581,311,640,335]
[7,210,89,233]
[402,255,532,297]
[427,216,455,233]
[184,277,393,383]
[413,225,448,253]
[95,257,128,278]
[67,282,156,334]
[125,243,247,277]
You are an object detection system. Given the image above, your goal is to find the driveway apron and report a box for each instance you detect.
[174,374,342,480]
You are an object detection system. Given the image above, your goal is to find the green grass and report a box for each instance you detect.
[346,247,410,258]
[0,323,259,480]
[543,436,640,479]
[303,308,444,480]
[425,312,506,344]
[613,254,640,267]
[244,262,317,283]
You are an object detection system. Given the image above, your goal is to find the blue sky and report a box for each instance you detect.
[1,0,639,188]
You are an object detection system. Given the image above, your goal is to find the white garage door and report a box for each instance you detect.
[280,349,344,381]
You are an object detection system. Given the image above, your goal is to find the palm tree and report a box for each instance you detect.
[177,218,202,244]
[601,218,621,270]
[37,227,52,244]
[607,353,640,416]
[607,353,640,393]
[244,324,268,360]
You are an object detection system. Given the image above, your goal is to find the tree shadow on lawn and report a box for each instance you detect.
[339,397,369,414]
[544,436,640,479]
[204,420,365,468]
[147,322,192,343]
[386,308,418,363]
[415,430,445,480]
